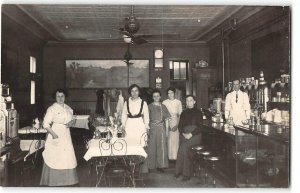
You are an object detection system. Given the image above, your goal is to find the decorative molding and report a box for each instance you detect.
[44,40,209,48]
[1,5,55,41]
[207,6,290,44]
[192,6,243,41]
[16,5,61,41]
[204,6,267,42]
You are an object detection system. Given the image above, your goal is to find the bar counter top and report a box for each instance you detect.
[201,119,289,145]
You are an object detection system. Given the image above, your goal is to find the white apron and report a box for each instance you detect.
[226,91,249,125]
[125,117,147,146]
[42,103,77,170]
[168,114,180,160]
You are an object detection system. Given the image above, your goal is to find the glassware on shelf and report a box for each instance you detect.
[257,71,270,112]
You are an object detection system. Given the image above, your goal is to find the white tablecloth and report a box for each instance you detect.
[18,126,47,134]
[84,138,147,161]
[20,140,45,161]
[18,115,90,135]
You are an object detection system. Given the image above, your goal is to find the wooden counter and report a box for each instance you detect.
[199,119,290,187]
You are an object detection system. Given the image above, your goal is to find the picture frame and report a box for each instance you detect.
[65,59,150,88]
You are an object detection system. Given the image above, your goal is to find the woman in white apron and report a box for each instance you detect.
[162,87,182,160]
[121,84,149,146]
[40,89,78,186]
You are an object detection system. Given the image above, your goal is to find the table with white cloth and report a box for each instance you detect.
[84,137,148,187]
[18,115,90,136]
[18,126,47,134]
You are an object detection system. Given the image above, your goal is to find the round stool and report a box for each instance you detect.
[199,151,211,184]
[207,156,220,187]
[191,146,204,177]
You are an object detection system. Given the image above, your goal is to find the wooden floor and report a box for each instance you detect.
[22,157,226,187]
[20,129,227,188]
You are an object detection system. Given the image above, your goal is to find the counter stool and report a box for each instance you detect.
[191,146,204,177]
[207,156,220,187]
[198,150,211,184]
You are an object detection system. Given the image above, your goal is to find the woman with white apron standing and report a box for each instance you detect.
[122,84,149,146]
[40,89,78,186]
[162,87,183,161]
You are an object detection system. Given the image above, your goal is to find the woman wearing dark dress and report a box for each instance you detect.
[147,89,171,172]
[174,95,203,181]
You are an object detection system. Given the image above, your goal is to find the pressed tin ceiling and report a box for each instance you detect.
[11,5,263,42]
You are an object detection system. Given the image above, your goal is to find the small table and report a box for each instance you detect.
[84,138,147,187]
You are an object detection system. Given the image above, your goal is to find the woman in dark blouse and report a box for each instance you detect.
[175,95,203,181]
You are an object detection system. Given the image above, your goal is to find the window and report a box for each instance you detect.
[30,56,36,73]
[30,81,35,104]
[30,56,36,104]
[169,60,188,80]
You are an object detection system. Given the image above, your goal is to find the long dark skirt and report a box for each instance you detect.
[175,134,202,177]
[40,163,79,186]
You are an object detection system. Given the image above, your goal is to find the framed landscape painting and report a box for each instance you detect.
[65,59,149,88]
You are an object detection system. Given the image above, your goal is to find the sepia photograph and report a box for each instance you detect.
[0,1,295,189]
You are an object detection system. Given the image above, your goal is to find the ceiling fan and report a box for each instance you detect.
[116,5,180,45]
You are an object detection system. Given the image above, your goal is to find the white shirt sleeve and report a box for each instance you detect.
[178,100,183,115]
[121,101,128,127]
[243,93,251,119]
[43,107,54,128]
[225,93,231,119]
[142,101,150,128]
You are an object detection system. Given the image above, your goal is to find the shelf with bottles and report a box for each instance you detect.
[224,72,290,111]
[267,102,290,111]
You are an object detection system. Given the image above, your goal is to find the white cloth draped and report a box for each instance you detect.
[84,138,147,161]
[162,99,182,160]
[42,103,77,170]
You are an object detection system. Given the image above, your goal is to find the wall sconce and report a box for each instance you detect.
[155,77,162,89]
[195,60,208,68]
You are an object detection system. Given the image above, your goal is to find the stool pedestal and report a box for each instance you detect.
[207,156,220,187]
